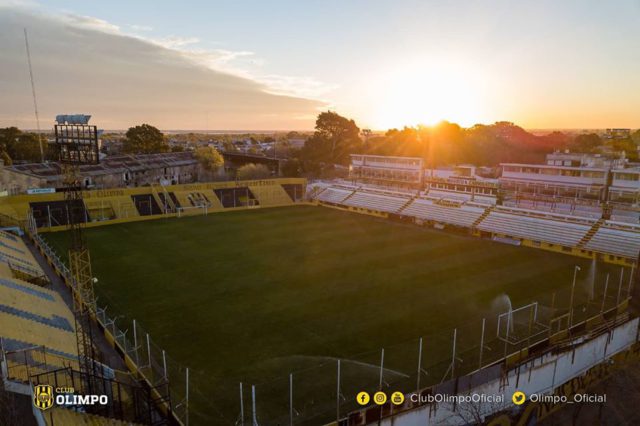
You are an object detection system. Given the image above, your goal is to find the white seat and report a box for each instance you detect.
[585,223,640,258]
[343,191,409,213]
[477,211,591,246]
[402,198,486,227]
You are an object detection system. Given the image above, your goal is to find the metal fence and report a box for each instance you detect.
[240,264,634,425]
[27,222,190,425]
[26,212,636,425]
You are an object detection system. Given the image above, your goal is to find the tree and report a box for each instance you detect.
[122,124,168,154]
[302,111,362,164]
[281,158,302,177]
[0,127,44,163]
[194,146,224,171]
[236,163,271,180]
[570,133,601,152]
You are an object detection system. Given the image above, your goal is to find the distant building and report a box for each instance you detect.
[604,128,631,139]
[424,165,499,204]
[287,138,306,149]
[350,154,423,187]
[500,152,639,221]
[1,152,199,195]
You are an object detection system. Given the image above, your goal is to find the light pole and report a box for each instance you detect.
[569,265,581,327]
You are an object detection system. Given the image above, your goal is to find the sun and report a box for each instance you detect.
[367,58,486,130]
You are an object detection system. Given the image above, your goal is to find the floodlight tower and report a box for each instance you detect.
[53,114,100,383]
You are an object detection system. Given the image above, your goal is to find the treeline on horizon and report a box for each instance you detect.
[1,112,639,174]
[298,112,640,170]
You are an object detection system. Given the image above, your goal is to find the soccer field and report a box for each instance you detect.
[44,205,612,424]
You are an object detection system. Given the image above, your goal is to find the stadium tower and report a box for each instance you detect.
[53,114,101,386]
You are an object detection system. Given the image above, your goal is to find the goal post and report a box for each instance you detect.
[176,205,208,218]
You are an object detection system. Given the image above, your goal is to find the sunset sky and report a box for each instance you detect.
[2,0,640,130]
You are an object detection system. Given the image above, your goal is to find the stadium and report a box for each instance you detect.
[2,2,640,424]
[0,141,638,425]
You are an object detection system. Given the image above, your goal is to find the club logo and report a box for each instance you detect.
[34,385,54,410]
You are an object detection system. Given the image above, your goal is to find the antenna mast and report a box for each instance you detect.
[24,28,45,163]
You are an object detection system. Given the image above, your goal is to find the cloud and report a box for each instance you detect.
[15,3,337,102]
[61,13,120,34]
[0,5,326,130]
[148,35,200,49]
[129,24,153,32]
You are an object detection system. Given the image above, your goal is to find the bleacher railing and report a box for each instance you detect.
[19,210,638,425]
[241,271,635,426]
[25,217,189,426]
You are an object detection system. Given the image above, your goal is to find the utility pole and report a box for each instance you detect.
[24,28,45,163]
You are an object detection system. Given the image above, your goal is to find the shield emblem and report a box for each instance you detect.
[34,384,54,410]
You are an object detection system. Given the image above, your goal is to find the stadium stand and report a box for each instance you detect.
[131,194,162,216]
[214,187,259,208]
[30,200,88,228]
[585,221,640,259]
[186,191,213,208]
[0,230,75,372]
[0,178,306,226]
[426,189,475,203]
[476,208,594,247]
[0,276,78,382]
[401,197,486,227]
[42,407,144,426]
[311,182,639,263]
[316,187,354,204]
[0,230,45,281]
[343,190,410,213]
[282,183,305,202]
[250,184,294,206]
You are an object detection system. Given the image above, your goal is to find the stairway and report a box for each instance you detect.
[309,185,327,200]
[397,196,416,214]
[340,188,359,204]
[472,205,494,228]
[577,218,604,247]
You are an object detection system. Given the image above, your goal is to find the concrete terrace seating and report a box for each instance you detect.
[317,187,353,204]
[585,222,640,258]
[0,231,45,278]
[0,277,77,360]
[43,407,144,426]
[401,198,487,227]
[477,209,593,247]
[343,191,409,213]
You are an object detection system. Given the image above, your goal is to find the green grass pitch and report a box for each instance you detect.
[44,205,612,424]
